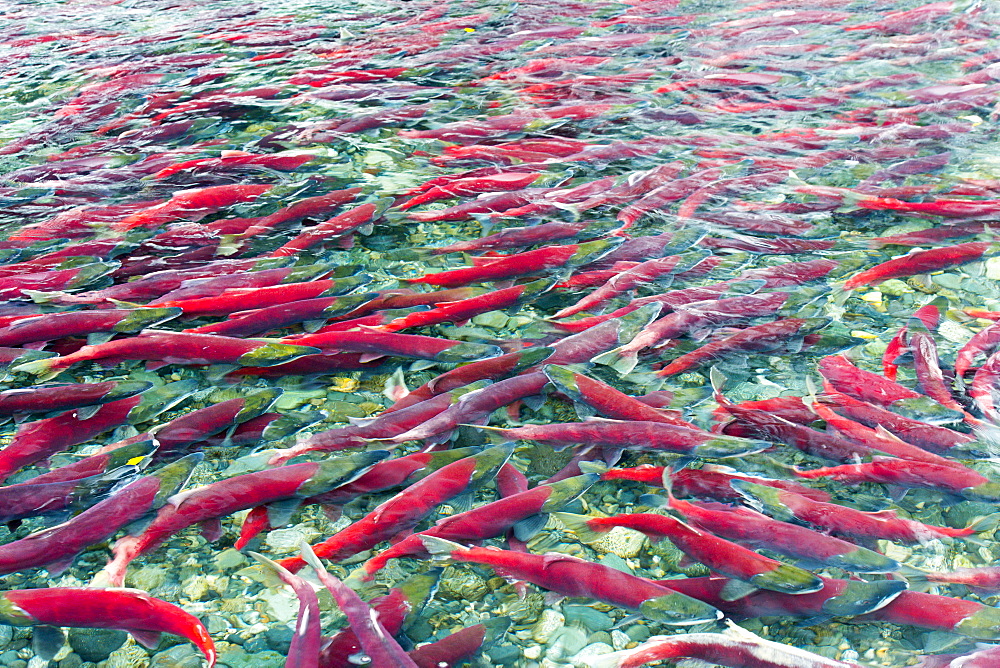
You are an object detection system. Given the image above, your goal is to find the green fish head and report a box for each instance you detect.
[827,546,900,574]
[103,439,158,470]
[963,482,1000,504]
[434,342,503,364]
[299,450,393,497]
[539,473,601,512]
[638,592,723,625]
[566,237,625,267]
[127,379,199,423]
[749,565,824,595]
[955,606,1000,640]
[321,293,380,317]
[729,480,795,522]
[0,596,35,626]
[821,579,906,617]
[105,380,155,402]
[542,364,581,400]
[470,442,516,482]
[888,396,964,425]
[236,343,321,367]
[236,388,284,422]
[694,435,771,459]
[615,302,663,344]
[150,452,203,506]
[114,307,183,333]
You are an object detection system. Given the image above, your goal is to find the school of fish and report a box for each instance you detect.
[1,0,1000,666]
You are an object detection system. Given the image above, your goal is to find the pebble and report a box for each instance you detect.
[437,566,489,602]
[523,645,543,660]
[0,627,11,651]
[264,527,317,552]
[570,642,615,667]
[546,626,589,659]
[532,609,565,644]
[611,630,631,651]
[67,630,128,664]
[58,654,84,668]
[562,605,613,632]
[104,642,149,668]
[591,527,646,559]
[149,646,201,668]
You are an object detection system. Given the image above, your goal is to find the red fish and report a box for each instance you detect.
[268,198,393,257]
[732,479,979,543]
[14,331,322,378]
[657,318,828,377]
[350,473,597,581]
[669,493,898,573]
[843,242,992,289]
[113,184,274,231]
[277,444,513,573]
[421,537,722,625]
[101,450,386,585]
[0,587,216,666]
[0,455,199,576]
[0,307,180,347]
[476,418,770,458]
[406,238,622,288]
[560,511,823,596]
[590,625,869,668]
[794,458,1000,502]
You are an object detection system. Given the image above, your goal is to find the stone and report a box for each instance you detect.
[563,605,613,632]
[264,626,294,655]
[67,629,128,664]
[0,627,11,651]
[531,609,565,644]
[105,642,150,668]
[150,645,201,668]
[591,526,646,559]
[58,653,83,668]
[571,642,615,668]
[437,567,489,602]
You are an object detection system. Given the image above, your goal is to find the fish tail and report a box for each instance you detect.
[10,356,63,379]
[591,347,639,375]
[419,535,465,560]
[967,512,1000,534]
[552,512,604,543]
[897,565,931,588]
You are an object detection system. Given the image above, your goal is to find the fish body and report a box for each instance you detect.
[0,587,216,666]
[102,450,387,585]
[558,512,824,596]
[278,444,513,572]
[424,537,722,625]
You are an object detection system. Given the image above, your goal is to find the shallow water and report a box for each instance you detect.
[0,0,999,666]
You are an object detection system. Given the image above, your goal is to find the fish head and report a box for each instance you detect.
[542,364,582,400]
[887,396,964,425]
[566,236,625,267]
[729,480,796,522]
[149,453,204,506]
[749,565,825,596]
[260,410,325,442]
[298,449,392,497]
[693,435,772,459]
[962,482,1000,504]
[512,346,555,372]
[0,595,34,626]
[321,292,380,317]
[236,343,321,367]
[434,342,504,364]
[821,579,906,617]
[235,388,283,422]
[470,442,517,482]
[638,592,723,625]
[827,546,900,574]
[127,379,200,423]
[955,606,1000,640]
[615,302,663,344]
[539,473,601,512]
[115,307,184,333]
[105,379,155,401]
